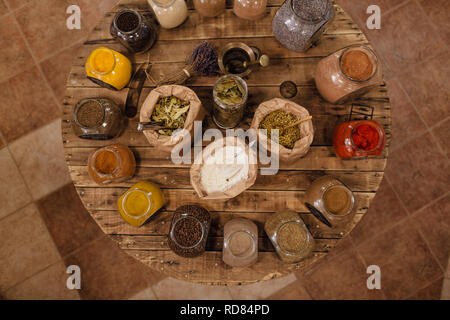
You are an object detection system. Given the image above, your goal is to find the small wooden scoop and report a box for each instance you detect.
[281,116,313,131]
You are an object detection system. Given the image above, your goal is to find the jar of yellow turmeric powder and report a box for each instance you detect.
[118,181,166,227]
[88,144,136,185]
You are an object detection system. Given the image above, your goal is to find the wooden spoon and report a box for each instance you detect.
[281,116,313,131]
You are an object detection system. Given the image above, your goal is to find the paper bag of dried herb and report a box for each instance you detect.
[250,98,314,164]
[140,85,206,154]
[190,136,258,200]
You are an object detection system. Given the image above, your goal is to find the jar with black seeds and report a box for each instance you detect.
[167,205,211,258]
[272,0,334,53]
[110,8,157,54]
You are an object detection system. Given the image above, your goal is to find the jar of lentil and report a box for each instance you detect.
[167,205,211,258]
[272,0,334,53]
[212,75,248,129]
[110,8,157,54]
[264,210,314,263]
[305,176,357,229]
[87,144,136,185]
[71,98,124,140]
[223,218,258,267]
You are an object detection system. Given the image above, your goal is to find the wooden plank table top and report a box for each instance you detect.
[62,0,391,285]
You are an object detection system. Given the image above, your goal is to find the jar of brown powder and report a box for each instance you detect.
[88,144,136,185]
[264,210,314,263]
[314,45,383,104]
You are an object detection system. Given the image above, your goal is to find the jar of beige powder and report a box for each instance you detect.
[223,218,258,267]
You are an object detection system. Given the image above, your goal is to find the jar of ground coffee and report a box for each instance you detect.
[71,98,124,140]
[110,8,157,53]
[167,205,211,258]
[315,45,383,104]
[272,0,334,53]
[264,210,314,263]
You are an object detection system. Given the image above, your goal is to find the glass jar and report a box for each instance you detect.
[110,9,157,54]
[194,0,225,17]
[315,45,383,104]
[148,0,188,29]
[85,47,132,91]
[117,181,166,227]
[87,144,136,185]
[305,176,357,229]
[333,120,386,159]
[212,75,248,129]
[233,0,267,20]
[264,210,314,263]
[167,205,211,258]
[272,0,334,53]
[71,98,124,140]
[223,218,258,267]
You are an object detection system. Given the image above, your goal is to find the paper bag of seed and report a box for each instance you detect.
[190,136,258,200]
[250,98,314,164]
[140,85,206,154]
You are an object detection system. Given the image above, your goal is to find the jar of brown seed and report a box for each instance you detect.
[264,209,314,263]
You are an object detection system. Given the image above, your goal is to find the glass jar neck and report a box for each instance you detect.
[349,121,384,152]
[225,230,257,258]
[92,147,121,177]
[320,184,355,218]
[338,45,379,83]
[114,9,142,34]
[74,99,106,129]
[152,0,177,8]
[170,215,205,249]
[122,188,153,219]
[275,220,311,256]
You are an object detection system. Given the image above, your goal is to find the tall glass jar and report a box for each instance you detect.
[167,205,211,258]
[148,0,188,29]
[110,9,157,53]
[272,0,334,52]
[212,75,248,129]
[264,210,314,263]
[233,0,267,20]
[194,0,225,17]
[333,120,386,159]
[315,45,383,104]
[223,218,258,267]
[305,176,357,229]
[71,98,124,140]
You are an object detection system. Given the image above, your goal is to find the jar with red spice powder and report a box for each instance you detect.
[333,120,386,159]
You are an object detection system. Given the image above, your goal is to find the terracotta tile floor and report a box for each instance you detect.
[0,0,448,300]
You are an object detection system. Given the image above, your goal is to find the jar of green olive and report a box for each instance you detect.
[212,75,248,129]
[264,209,314,263]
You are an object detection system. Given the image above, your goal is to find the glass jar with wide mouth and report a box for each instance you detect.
[71,98,124,140]
[194,0,225,17]
[167,205,211,258]
[315,45,383,104]
[117,181,166,227]
[147,0,188,29]
[88,144,136,185]
[264,210,314,263]
[305,176,357,229]
[110,8,157,53]
[212,75,248,129]
[223,218,258,267]
[233,0,268,21]
[333,120,386,159]
[272,0,334,53]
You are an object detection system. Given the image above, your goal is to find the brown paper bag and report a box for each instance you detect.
[190,136,258,200]
[250,98,314,164]
[140,85,206,154]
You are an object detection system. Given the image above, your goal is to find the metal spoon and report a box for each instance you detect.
[136,122,179,132]
[243,54,270,68]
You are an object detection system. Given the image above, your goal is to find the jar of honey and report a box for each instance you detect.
[88,144,136,185]
[333,120,386,159]
[117,181,166,227]
[85,47,132,91]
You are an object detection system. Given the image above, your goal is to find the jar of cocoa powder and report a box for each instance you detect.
[314,45,383,104]
[167,205,211,258]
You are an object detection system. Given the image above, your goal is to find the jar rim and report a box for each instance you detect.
[224,229,257,259]
[338,45,379,83]
[113,8,142,35]
[73,98,106,130]
[320,183,355,218]
[91,147,121,177]
[170,214,205,249]
[121,188,153,219]
[273,220,312,256]
[87,47,117,75]
[152,0,177,8]
[213,74,248,109]
[349,121,385,153]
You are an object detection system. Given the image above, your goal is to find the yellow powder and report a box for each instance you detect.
[124,190,150,217]
[92,49,115,73]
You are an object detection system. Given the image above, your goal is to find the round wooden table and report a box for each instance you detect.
[62,0,391,285]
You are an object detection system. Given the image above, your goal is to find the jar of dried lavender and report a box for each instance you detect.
[167,205,211,258]
[212,75,248,129]
[264,209,314,263]
[71,98,124,140]
[272,0,334,53]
